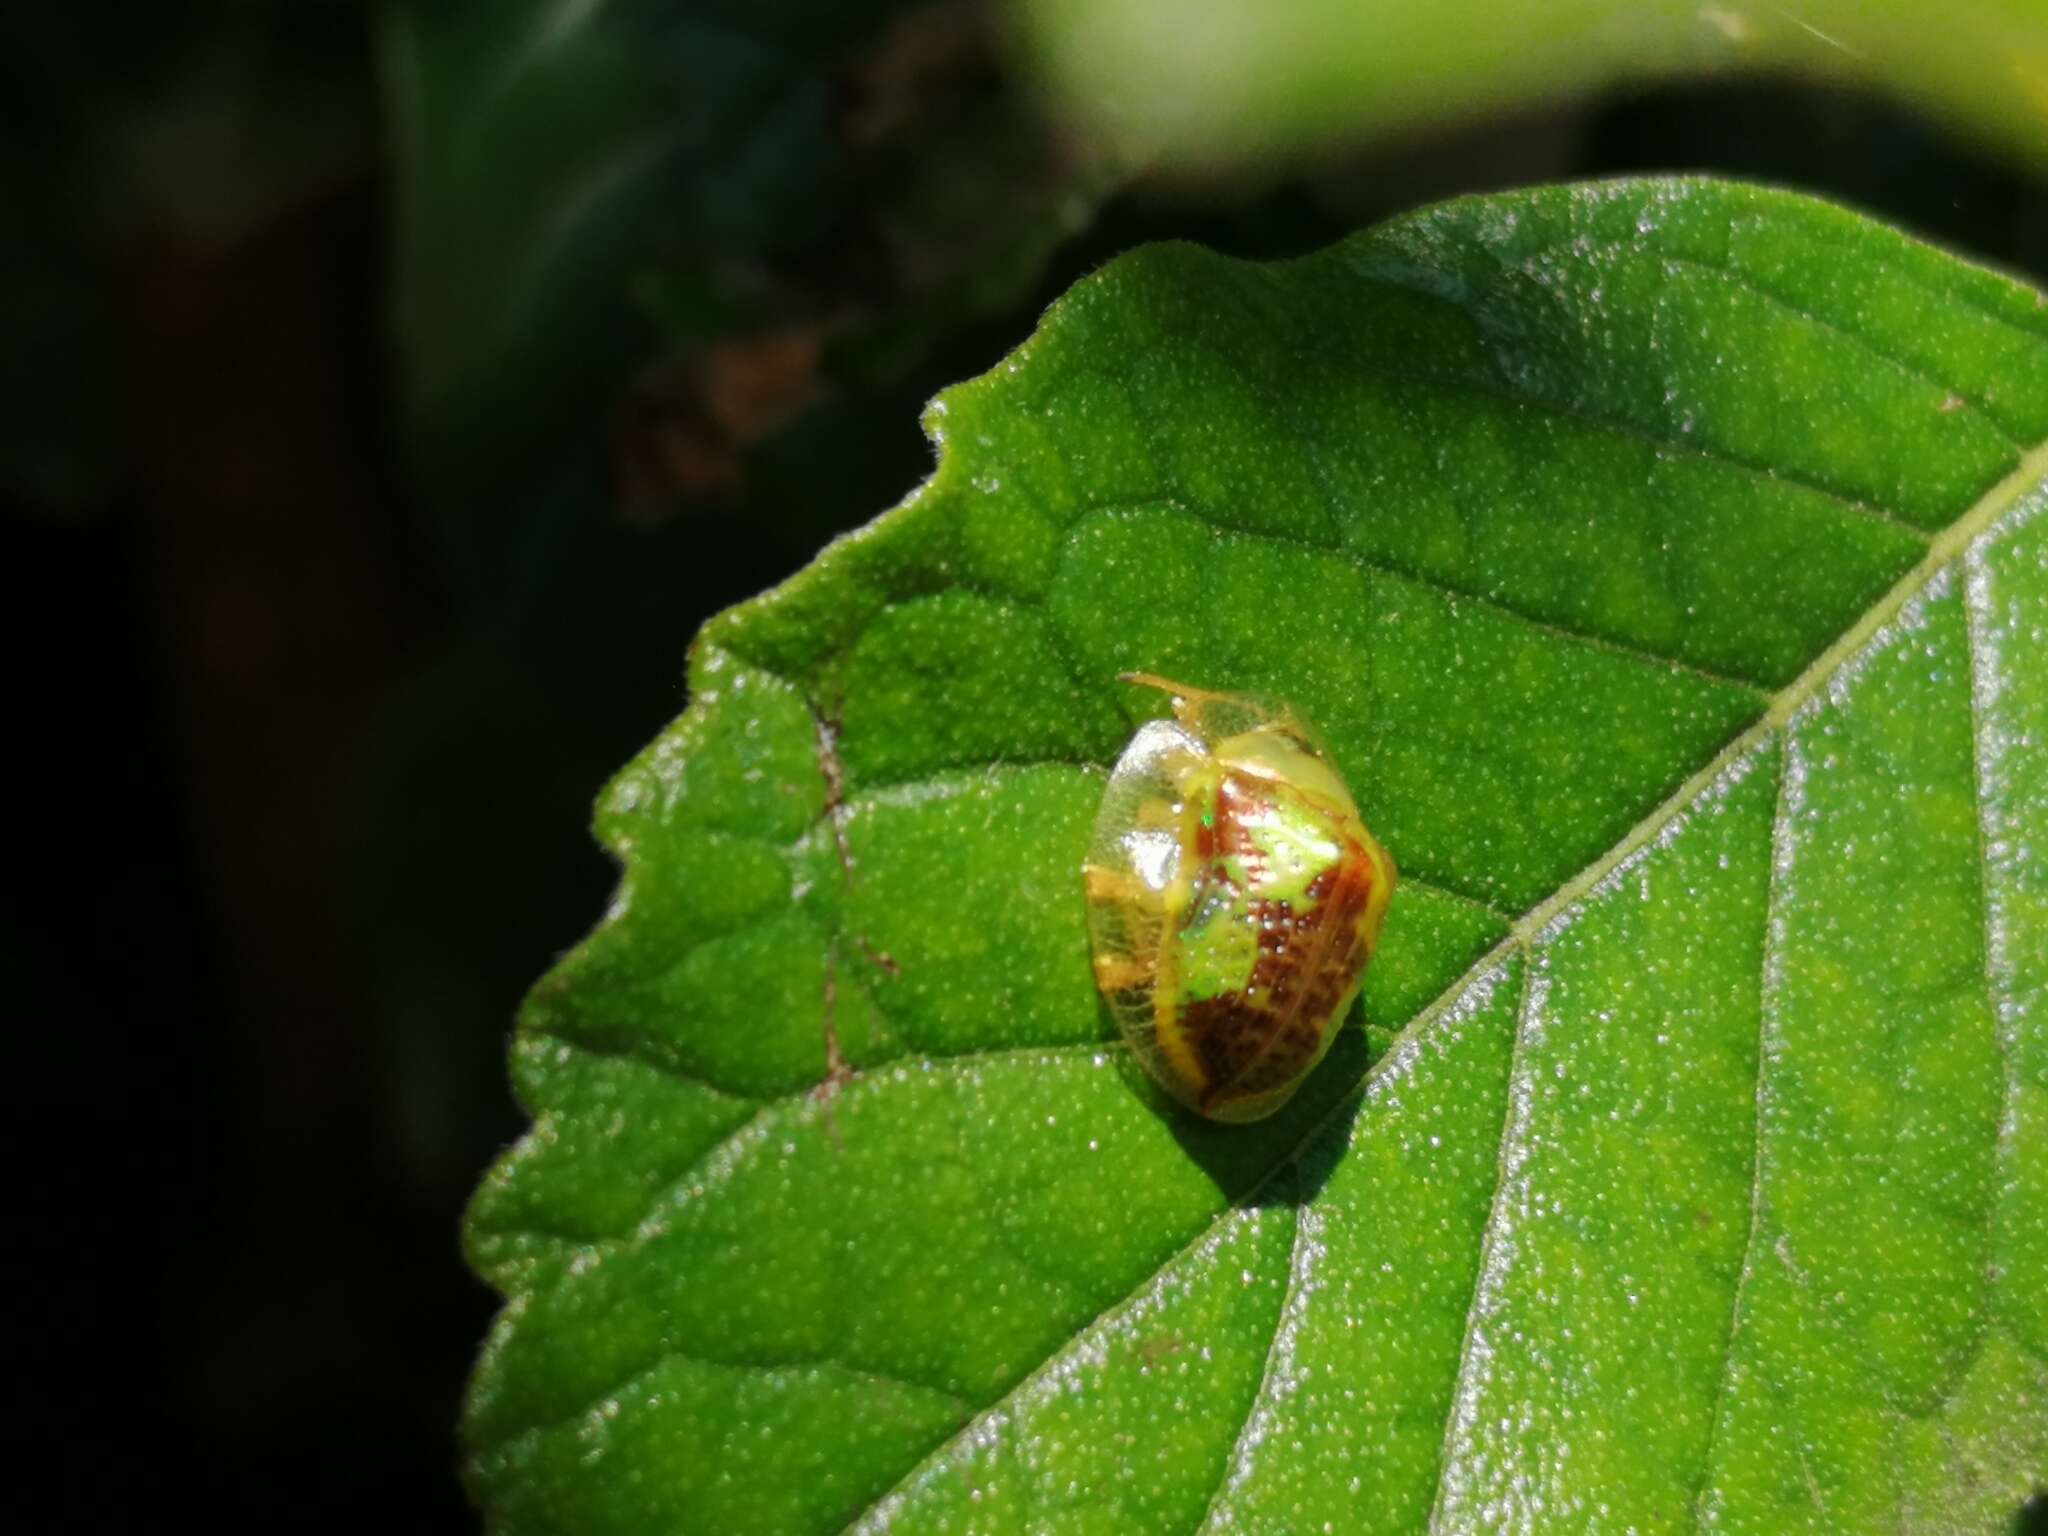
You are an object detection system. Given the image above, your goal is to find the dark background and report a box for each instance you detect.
[8,2,2046,1528]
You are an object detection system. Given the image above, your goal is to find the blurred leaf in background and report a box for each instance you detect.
[1013,0,2048,175]
[382,0,1123,592]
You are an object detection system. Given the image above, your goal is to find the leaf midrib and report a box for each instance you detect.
[1512,439,2044,949]
[1687,742,1790,1531]
[843,439,2048,1533]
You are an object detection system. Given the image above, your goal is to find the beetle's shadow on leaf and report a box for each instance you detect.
[1115,1015,1374,1209]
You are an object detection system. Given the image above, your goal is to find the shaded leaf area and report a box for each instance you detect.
[464,181,2048,1532]
[1014,0,2048,175]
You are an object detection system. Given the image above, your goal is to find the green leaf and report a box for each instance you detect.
[1010,0,2048,176]
[464,179,2048,1533]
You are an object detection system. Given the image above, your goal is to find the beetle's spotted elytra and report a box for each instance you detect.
[1084,673,1396,1123]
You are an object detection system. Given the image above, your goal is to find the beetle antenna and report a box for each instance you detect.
[1118,671,1203,699]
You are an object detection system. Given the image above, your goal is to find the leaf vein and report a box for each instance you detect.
[481,1347,972,1456]
[1425,952,1537,1532]
[1314,260,1936,537]
[1204,500,1772,698]
[1190,1176,1306,1536]
[1104,304,1869,692]
[1690,740,1791,1530]
[509,1037,1111,1253]
[1657,254,2022,448]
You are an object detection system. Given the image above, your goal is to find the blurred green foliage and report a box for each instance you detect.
[384,0,1122,593]
[1015,0,2048,173]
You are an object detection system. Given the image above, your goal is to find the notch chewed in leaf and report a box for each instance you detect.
[463,179,2048,1534]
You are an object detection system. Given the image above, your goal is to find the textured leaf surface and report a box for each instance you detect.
[464,180,2048,1533]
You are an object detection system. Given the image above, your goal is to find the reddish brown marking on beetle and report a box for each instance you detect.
[1179,993,1280,1093]
[1180,834,1382,1111]
[1209,774,1273,884]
